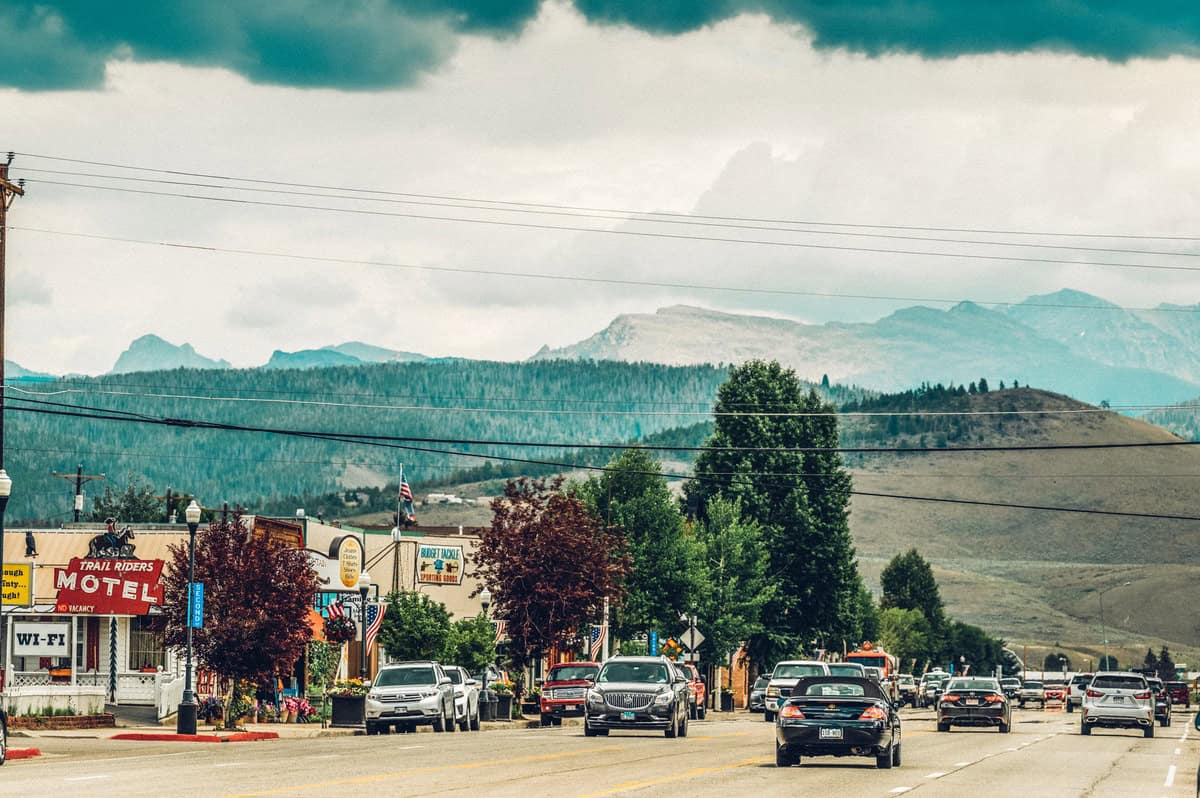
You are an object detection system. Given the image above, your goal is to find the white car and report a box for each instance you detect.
[443,665,481,731]
[365,661,456,735]
[764,660,830,721]
[1080,671,1155,737]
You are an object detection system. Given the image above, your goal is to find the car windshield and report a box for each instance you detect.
[805,682,867,697]
[1071,675,1092,685]
[549,666,598,681]
[947,679,998,691]
[1093,675,1146,690]
[376,667,436,686]
[899,675,915,684]
[795,677,885,700]
[1023,681,1043,689]
[774,664,826,679]
[1000,679,1019,686]
[1168,682,1187,689]
[754,676,770,688]
[598,662,669,684]
[445,669,463,684]
[925,674,949,684]
[828,664,863,676]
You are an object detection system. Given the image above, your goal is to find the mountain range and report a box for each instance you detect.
[531,289,1200,407]
[100,335,429,375]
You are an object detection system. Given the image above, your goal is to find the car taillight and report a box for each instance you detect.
[780,705,805,719]
[1086,689,1104,698]
[1134,691,1151,700]
[941,694,960,703]
[985,695,1004,703]
[859,706,887,720]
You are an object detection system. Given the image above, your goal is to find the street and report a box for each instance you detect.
[4,706,1197,797]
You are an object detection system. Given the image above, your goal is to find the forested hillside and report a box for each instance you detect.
[6,360,734,522]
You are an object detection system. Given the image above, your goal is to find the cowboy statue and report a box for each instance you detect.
[87,517,138,559]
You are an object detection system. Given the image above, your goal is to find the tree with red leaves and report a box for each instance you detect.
[159,513,318,707]
[472,478,630,674]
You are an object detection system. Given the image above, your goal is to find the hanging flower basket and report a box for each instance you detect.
[324,616,356,644]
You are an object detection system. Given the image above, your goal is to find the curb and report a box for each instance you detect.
[110,732,280,743]
[8,747,42,760]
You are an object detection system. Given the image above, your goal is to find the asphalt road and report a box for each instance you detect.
[4,707,1198,797]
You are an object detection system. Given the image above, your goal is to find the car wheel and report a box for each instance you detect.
[937,720,950,732]
[1067,701,1074,713]
[432,710,446,733]
[1161,717,1170,728]
[665,711,678,739]
[775,742,797,767]
[1018,701,1025,709]
[552,716,562,726]
[876,744,894,769]
[698,703,706,720]
[365,721,379,735]
[680,714,689,738]
[541,713,553,727]
[459,710,470,732]
[446,706,457,732]
[999,719,1010,733]
[471,707,481,731]
[1080,719,1090,736]
[764,710,775,722]
[0,716,6,767]
[1144,724,1155,738]
[893,743,901,767]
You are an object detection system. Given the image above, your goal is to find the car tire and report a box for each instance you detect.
[698,703,706,720]
[433,711,446,733]
[552,716,562,726]
[1161,717,1169,728]
[680,714,689,738]
[471,706,481,731]
[365,721,379,735]
[1145,724,1155,738]
[893,743,902,766]
[541,713,553,727]
[1080,719,1090,735]
[446,707,457,732]
[764,710,775,722]
[876,744,894,769]
[689,703,698,721]
[665,711,678,739]
[999,719,1010,733]
[1067,701,1074,713]
[775,742,797,767]
[459,711,470,732]
[0,716,6,767]
[937,720,950,732]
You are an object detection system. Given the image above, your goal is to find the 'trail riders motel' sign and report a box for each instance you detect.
[54,558,166,615]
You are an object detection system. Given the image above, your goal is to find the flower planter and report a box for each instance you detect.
[495,694,513,721]
[330,695,365,727]
[720,693,734,712]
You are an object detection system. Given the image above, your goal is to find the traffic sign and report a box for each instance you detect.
[188,582,204,628]
[683,625,704,651]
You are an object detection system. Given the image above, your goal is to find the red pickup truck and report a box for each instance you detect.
[539,661,600,726]
[680,663,707,719]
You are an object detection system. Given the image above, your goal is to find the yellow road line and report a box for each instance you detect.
[224,746,623,797]
[575,756,771,798]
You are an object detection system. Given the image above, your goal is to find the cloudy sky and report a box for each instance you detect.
[5,1,1200,374]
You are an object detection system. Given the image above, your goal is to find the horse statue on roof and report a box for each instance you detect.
[87,517,138,559]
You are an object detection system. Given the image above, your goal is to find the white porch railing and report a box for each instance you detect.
[11,670,166,706]
[158,672,186,719]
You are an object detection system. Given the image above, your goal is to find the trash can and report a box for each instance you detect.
[480,690,497,722]
[720,692,734,712]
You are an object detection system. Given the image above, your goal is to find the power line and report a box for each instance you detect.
[15,150,1200,242]
[13,226,1200,314]
[23,179,1200,275]
[18,167,1200,261]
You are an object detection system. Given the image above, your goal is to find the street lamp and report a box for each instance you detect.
[0,469,11,706]
[177,500,202,735]
[358,570,371,681]
[480,587,491,617]
[1097,580,1132,671]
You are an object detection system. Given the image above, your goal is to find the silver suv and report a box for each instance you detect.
[365,661,456,735]
[765,661,830,721]
[1080,671,1155,737]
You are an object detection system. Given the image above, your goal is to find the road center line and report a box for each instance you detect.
[1175,748,1181,755]
[575,756,770,798]
[65,775,111,782]
[1165,765,1177,788]
[214,763,245,769]
[925,772,945,779]
[954,761,972,767]
[889,788,911,794]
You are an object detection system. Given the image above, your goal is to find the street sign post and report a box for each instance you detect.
[683,625,704,651]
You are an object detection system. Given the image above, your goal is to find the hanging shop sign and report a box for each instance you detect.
[416,544,464,585]
[251,517,304,549]
[1,562,32,605]
[13,621,71,656]
[307,535,364,592]
[53,558,166,615]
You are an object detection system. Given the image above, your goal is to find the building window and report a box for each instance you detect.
[128,616,165,671]
[76,616,86,669]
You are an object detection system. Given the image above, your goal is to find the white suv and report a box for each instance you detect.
[1080,671,1155,737]
[764,660,830,721]
[365,661,456,735]
[443,665,481,731]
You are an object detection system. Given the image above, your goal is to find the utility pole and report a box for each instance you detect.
[0,154,25,463]
[53,465,105,522]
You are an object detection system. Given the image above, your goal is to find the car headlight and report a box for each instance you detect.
[587,690,605,705]
[654,690,673,706]
[542,689,554,700]
[421,690,438,698]
[367,692,383,701]
[767,687,779,698]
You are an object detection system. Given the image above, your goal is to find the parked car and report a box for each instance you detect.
[540,661,600,727]
[1149,678,1172,727]
[365,661,457,735]
[937,678,1011,733]
[442,665,481,731]
[680,663,708,720]
[775,676,902,769]
[1166,681,1191,707]
[584,656,691,738]
[917,672,951,708]
[1066,673,1094,713]
[765,661,831,721]
[896,674,917,706]
[749,675,770,713]
[999,678,1021,701]
[0,705,6,766]
[1018,680,1045,709]
[1081,671,1155,737]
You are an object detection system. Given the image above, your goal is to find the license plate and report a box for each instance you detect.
[966,699,979,705]
[565,705,577,711]
[395,705,407,713]
[819,727,843,740]
[621,711,636,720]
[1113,696,1124,703]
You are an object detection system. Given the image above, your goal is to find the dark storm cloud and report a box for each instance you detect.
[3,1,1200,91]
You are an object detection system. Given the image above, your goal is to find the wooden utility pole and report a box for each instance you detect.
[0,153,25,464]
[53,465,106,522]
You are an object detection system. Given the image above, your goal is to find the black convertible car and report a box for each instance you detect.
[775,676,901,769]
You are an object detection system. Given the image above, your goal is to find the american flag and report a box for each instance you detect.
[365,602,387,652]
[493,619,507,646]
[589,623,607,661]
[400,467,416,523]
[326,600,344,620]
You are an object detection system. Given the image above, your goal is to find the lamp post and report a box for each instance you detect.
[0,469,11,705]
[1098,580,1132,671]
[358,570,371,681]
[480,587,492,680]
[177,500,202,735]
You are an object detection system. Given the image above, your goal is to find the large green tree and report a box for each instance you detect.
[694,496,774,663]
[686,360,860,665]
[441,615,497,675]
[581,449,705,643]
[377,592,452,662]
[877,607,932,673]
[880,549,947,653]
[1157,646,1176,682]
[948,622,1006,676]
[91,475,165,522]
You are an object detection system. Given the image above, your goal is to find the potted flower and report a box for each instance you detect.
[328,678,369,727]
[521,686,541,715]
[324,616,357,645]
[491,680,515,721]
[720,686,734,712]
[200,696,224,725]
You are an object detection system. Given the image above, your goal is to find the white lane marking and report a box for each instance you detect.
[1181,724,1190,742]
[1175,748,1181,755]
[214,762,245,768]
[1006,747,1018,751]
[925,772,945,779]
[65,775,111,782]
[1165,765,1177,787]
[954,761,972,767]
[889,789,911,794]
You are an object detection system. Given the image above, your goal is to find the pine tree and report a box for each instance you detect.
[1142,647,1159,673]
[1157,646,1176,682]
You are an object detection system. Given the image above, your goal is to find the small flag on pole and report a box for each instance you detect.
[400,467,416,523]
[589,623,607,661]
[493,619,507,646]
[326,600,344,620]
[365,603,387,652]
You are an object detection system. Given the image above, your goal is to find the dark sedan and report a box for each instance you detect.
[749,675,770,713]
[775,676,901,769]
[937,678,1011,733]
[1149,678,1172,727]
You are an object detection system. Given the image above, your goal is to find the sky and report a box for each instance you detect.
[5,1,1200,374]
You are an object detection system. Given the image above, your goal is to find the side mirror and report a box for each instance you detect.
[466,679,479,687]
[535,678,544,686]
[363,681,372,689]
[439,677,452,685]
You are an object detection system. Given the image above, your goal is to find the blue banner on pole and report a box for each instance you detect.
[650,631,658,656]
[188,582,204,628]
